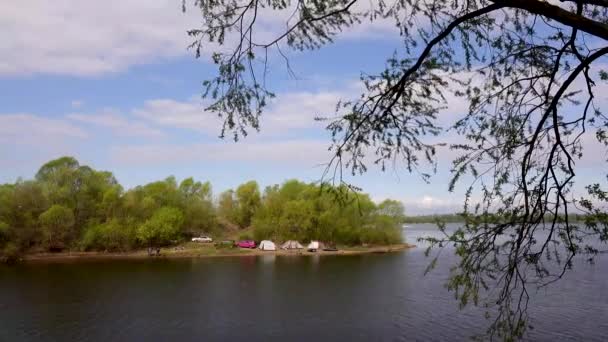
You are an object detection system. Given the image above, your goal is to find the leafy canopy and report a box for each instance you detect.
[137,207,185,247]
[0,157,403,255]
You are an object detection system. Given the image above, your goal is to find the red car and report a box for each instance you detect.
[236,240,256,249]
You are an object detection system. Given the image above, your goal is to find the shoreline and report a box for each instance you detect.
[19,243,415,263]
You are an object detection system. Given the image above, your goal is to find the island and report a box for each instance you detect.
[1,157,411,263]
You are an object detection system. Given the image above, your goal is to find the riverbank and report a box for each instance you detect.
[19,243,415,262]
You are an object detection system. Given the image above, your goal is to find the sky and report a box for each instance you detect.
[1,1,606,215]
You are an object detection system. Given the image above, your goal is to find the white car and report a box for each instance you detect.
[191,236,213,243]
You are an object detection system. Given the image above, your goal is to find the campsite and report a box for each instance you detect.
[23,239,412,261]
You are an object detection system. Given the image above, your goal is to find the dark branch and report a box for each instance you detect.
[492,0,608,40]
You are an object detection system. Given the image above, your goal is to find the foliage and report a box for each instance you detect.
[179,178,217,235]
[0,221,9,247]
[238,232,253,241]
[81,219,137,252]
[136,207,185,247]
[0,158,404,256]
[1,243,21,263]
[39,205,75,250]
[217,189,238,223]
[252,180,403,245]
[234,181,261,228]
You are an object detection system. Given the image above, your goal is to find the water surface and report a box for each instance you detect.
[1,224,607,341]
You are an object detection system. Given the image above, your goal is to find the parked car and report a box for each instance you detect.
[237,240,256,249]
[191,236,213,243]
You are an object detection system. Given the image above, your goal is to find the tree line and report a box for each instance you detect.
[0,157,404,260]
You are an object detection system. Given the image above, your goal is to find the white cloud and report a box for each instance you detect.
[373,194,463,215]
[401,196,463,215]
[0,114,89,176]
[71,100,84,109]
[110,139,331,166]
[262,91,345,132]
[132,88,352,137]
[0,0,198,76]
[0,113,88,143]
[132,98,222,135]
[0,1,402,77]
[67,111,165,138]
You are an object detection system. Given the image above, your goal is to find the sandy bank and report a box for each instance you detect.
[20,243,415,262]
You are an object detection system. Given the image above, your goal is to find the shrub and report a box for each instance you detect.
[1,243,21,263]
[238,233,253,241]
[39,205,75,250]
[137,207,184,247]
[81,220,137,252]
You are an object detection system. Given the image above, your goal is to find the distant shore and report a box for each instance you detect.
[19,243,415,263]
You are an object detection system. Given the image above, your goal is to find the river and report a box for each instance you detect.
[1,224,607,341]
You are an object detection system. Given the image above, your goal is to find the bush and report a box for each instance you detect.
[1,243,21,263]
[214,240,235,249]
[250,180,404,246]
[39,205,75,250]
[238,233,253,241]
[0,221,9,247]
[137,207,184,247]
[81,220,137,252]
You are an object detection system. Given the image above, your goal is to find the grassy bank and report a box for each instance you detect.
[19,242,415,262]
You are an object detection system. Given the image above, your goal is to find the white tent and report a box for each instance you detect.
[281,240,304,250]
[307,241,320,252]
[258,240,277,251]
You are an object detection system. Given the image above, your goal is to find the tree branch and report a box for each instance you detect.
[560,0,608,7]
[492,0,608,40]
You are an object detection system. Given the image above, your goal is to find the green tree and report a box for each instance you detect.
[179,178,216,235]
[185,1,608,338]
[82,219,136,252]
[252,180,402,245]
[35,157,119,230]
[279,200,314,241]
[376,200,406,224]
[1,158,404,258]
[136,207,184,247]
[39,205,75,250]
[234,181,261,228]
[217,190,237,224]
[101,185,124,219]
[6,181,48,251]
[35,156,80,184]
[0,221,9,247]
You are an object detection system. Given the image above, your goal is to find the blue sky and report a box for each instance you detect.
[1,1,606,214]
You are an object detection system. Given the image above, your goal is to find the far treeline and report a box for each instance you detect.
[404,213,589,224]
[0,157,406,260]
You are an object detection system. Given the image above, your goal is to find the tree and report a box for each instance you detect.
[7,181,49,251]
[376,199,406,223]
[0,221,9,247]
[217,189,238,224]
[39,205,75,251]
[251,180,402,244]
[235,181,261,228]
[35,157,119,230]
[101,185,124,219]
[82,219,136,252]
[185,0,608,339]
[179,178,217,234]
[136,207,184,247]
